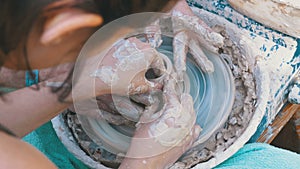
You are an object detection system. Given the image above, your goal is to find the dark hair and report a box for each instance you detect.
[0,0,172,101]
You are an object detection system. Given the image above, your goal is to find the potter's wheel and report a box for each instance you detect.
[52,11,262,169]
[77,35,235,156]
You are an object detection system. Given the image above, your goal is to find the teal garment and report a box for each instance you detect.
[22,122,90,169]
[215,143,300,169]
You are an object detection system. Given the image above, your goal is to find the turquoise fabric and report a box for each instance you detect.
[25,70,39,87]
[215,143,300,169]
[22,122,90,169]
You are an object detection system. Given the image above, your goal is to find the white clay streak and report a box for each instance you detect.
[90,66,119,86]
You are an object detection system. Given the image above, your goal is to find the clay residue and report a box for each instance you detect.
[90,66,119,86]
[113,40,150,72]
[172,10,224,53]
[65,111,123,168]
[288,82,300,104]
[148,78,196,147]
[90,39,152,88]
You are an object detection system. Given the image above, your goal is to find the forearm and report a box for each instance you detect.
[0,83,71,137]
[0,63,74,88]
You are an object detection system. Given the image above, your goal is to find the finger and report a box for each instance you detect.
[189,39,214,73]
[163,76,180,106]
[138,92,164,124]
[180,93,195,115]
[193,125,202,141]
[127,37,153,51]
[195,31,224,54]
[100,109,134,126]
[173,31,189,81]
[183,125,202,153]
[129,71,162,95]
[96,95,119,114]
[130,90,162,106]
[179,93,197,131]
[172,14,224,53]
[130,93,154,106]
[76,104,131,125]
[144,19,163,48]
[113,95,144,122]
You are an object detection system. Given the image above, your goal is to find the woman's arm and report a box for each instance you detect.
[0,78,71,137]
[0,38,161,137]
[0,63,74,89]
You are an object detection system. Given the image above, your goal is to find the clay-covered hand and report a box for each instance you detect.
[74,92,163,126]
[71,37,164,101]
[69,94,143,126]
[92,37,164,95]
[119,77,201,169]
[170,0,224,81]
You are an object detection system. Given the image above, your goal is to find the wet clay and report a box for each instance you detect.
[148,78,196,147]
[67,25,256,167]
[171,11,222,80]
[90,39,152,89]
[90,66,119,86]
[171,10,224,53]
[66,10,257,169]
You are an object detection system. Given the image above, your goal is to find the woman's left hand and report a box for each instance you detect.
[71,37,164,102]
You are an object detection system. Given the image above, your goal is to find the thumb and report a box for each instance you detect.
[129,77,162,95]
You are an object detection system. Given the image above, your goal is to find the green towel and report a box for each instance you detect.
[215,143,300,169]
[23,122,90,169]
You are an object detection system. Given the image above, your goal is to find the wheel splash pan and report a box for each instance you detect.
[77,35,235,156]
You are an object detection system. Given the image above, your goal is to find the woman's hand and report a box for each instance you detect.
[170,0,224,81]
[71,37,164,102]
[146,0,224,81]
[119,77,201,169]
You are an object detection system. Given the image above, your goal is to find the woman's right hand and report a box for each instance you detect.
[120,77,201,169]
